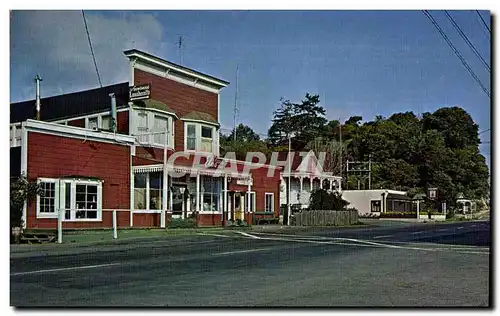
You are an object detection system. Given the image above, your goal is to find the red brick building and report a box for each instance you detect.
[10,49,282,229]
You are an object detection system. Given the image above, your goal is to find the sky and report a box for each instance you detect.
[10,10,491,167]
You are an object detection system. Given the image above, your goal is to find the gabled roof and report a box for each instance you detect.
[124,49,229,88]
[10,82,130,123]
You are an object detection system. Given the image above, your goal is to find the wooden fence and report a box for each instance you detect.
[292,210,359,226]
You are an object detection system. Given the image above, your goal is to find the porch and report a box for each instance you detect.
[281,173,342,208]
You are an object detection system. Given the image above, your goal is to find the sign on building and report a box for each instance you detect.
[130,84,151,101]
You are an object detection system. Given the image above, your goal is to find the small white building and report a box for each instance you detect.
[342,189,413,216]
[280,150,342,209]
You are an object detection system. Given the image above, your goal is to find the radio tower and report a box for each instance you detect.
[233,65,239,142]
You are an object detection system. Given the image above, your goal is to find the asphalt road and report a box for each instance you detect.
[10,220,490,307]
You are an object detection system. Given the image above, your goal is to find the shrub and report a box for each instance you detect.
[309,189,350,211]
[380,212,417,218]
[168,218,197,229]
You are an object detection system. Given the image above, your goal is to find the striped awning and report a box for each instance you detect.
[132,164,251,181]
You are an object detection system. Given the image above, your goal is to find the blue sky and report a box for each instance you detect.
[10,10,491,166]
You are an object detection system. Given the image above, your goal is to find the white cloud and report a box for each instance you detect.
[10,10,167,101]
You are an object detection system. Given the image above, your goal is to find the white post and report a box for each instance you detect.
[224,174,228,222]
[320,178,323,189]
[247,179,251,215]
[329,179,333,191]
[112,210,118,239]
[196,173,200,213]
[310,177,313,191]
[287,136,292,226]
[161,128,168,228]
[57,207,63,244]
[416,200,420,219]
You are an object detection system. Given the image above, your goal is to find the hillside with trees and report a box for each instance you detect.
[221,94,490,208]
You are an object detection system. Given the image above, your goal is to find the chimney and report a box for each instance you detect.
[109,93,117,132]
[34,74,42,120]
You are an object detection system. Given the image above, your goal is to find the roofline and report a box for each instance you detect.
[124,49,229,88]
[10,82,130,106]
[23,119,136,145]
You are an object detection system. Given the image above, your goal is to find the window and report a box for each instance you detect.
[39,181,56,215]
[134,173,147,210]
[186,124,196,150]
[201,176,220,213]
[75,184,98,219]
[152,115,168,146]
[265,193,274,213]
[133,110,173,147]
[37,178,102,221]
[184,123,217,153]
[101,115,112,130]
[88,117,98,129]
[149,172,162,210]
[201,126,213,152]
[133,172,163,210]
[371,200,381,213]
[10,125,22,147]
[245,192,256,212]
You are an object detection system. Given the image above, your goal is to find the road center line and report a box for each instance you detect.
[457,227,464,229]
[373,235,393,239]
[411,231,423,235]
[438,229,448,231]
[236,231,262,239]
[11,263,121,276]
[471,225,476,227]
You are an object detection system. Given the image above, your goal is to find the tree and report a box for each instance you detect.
[223,123,260,143]
[268,93,327,150]
[10,175,43,228]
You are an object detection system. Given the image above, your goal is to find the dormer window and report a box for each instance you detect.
[201,126,213,152]
[131,107,175,148]
[184,122,217,154]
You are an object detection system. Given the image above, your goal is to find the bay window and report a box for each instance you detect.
[132,110,173,147]
[184,122,218,154]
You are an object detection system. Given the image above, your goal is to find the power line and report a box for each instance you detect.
[444,10,490,72]
[476,10,491,35]
[82,10,102,88]
[422,10,490,98]
[479,128,490,135]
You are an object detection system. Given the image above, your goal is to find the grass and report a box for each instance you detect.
[43,227,230,244]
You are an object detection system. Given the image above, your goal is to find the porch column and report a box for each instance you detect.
[196,173,200,213]
[300,176,303,192]
[319,177,323,189]
[329,179,333,191]
[224,174,228,221]
[161,170,167,228]
[247,179,251,214]
[310,177,313,191]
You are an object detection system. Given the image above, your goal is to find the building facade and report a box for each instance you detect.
[10,49,282,229]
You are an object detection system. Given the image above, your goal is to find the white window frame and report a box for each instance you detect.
[85,113,113,131]
[133,172,164,211]
[36,178,59,218]
[131,109,174,149]
[10,123,22,147]
[61,179,103,222]
[245,191,256,213]
[183,122,218,155]
[265,192,275,213]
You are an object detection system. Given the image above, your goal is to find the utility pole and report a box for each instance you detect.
[368,154,372,190]
[233,65,239,142]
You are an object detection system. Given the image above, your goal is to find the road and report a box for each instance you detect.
[10,220,490,307]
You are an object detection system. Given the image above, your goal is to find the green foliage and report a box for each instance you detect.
[380,212,417,218]
[268,93,327,150]
[10,175,43,228]
[309,189,350,211]
[168,218,197,229]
